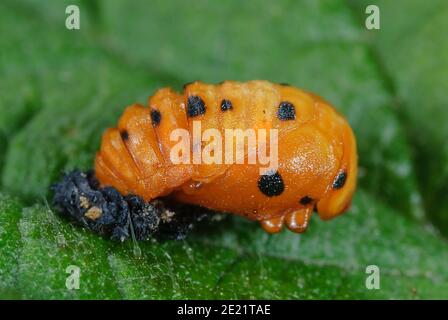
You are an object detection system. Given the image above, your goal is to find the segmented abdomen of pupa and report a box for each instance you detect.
[95,81,287,199]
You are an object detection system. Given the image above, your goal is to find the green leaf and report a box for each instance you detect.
[1,191,447,299]
[17,204,121,299]
[348,0,448,234]
[0,194,22,298]
[0,0,447,299]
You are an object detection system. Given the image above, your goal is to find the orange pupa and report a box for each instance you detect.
[95,80,357,234]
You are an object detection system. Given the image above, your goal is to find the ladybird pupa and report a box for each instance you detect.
[92,80,357,234]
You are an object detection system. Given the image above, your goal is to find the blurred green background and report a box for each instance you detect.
[0,0,447,299]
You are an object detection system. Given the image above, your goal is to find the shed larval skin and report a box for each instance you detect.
[95,80,358,234]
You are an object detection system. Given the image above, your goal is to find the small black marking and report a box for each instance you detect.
[120,130,129,141]
[333,171,347,189]
[150,109,161,126]
[257,171,285,197]
[277,101,296,121]
[300,196,313,205]
[279,82,290,86]
[220,99,233,112]
[187,95,206,117]
[313,205,318,213]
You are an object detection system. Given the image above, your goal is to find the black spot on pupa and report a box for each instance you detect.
[279,82,290,86]
[187,95,206,117]
[120,130,129,141]
[220,99,233,112]
[333,171,347,189]
[277,101,296,121]
[299,196,313,205]
[150,109,161,126]
[258,171,285,197]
